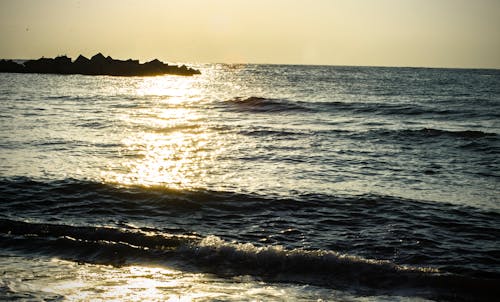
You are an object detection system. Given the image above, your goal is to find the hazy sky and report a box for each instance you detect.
[1,0,499,68]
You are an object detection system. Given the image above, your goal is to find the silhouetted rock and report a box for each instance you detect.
[0,59,24,73]
[74,55,90,64]
[73,55,93,75]
[54,55,72,74]
[91,53,106,62]
[0,53,201,76]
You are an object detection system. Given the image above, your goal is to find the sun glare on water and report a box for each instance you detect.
[0,257,317,301]
[101,74,221,189]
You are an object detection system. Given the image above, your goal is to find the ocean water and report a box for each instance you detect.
[0,65,499,301]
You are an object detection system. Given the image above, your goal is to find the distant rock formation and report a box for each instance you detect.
[0,53,201,76]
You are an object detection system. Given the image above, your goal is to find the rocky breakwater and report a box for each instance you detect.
[0,53,200,76]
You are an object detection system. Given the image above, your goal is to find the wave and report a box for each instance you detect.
[238,125,497,141]
[365,128,498,140]
[1,218,498,301]
[402,128,496,139]
[2,177,498,220]
[222,97,499,121]
[2,177,499,277]
[361,127,499,156]
[77,121,110,129]
[320,101,497,119]
[225,96,309,113]
[237,127,312,138]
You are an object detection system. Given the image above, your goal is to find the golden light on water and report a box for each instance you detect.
[136,75,203,102]
[115,130,212,188]
[102,75,220,189]
[46,261,232,301]
[0,257,301,301]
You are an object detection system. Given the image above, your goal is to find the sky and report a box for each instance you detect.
[0,0,499,68]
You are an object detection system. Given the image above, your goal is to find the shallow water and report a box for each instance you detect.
[0,65,499,301]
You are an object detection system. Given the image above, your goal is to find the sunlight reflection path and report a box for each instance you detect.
[9,258,332,301]
[0,256,399,301]
[101,75,222,189]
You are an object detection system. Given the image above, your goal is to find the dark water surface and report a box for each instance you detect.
[0,65,499,301]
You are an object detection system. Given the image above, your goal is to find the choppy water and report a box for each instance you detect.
[0,65,499,301]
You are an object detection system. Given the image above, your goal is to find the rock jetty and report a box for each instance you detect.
[0,53,200,76]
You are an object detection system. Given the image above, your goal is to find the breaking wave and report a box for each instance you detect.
[1,218,498,300]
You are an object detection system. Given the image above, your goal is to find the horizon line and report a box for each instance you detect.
[3,56,499,71]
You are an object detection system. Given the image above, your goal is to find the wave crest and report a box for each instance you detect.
[226,97,309,113]
[366,127,498,141]
[416,128,496,139]
[1,218,498,300]
[193,235,437,274]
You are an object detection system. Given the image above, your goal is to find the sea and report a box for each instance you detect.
[0,64,499,301]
